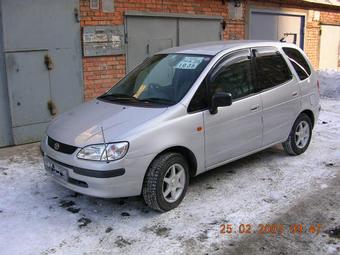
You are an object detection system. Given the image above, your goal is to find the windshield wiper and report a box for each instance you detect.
[99,94,174,106]
[137,98,175,105]
[98,93,138,101]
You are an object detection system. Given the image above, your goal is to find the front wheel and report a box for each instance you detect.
[142,152,189,212]
[282,113,313,155]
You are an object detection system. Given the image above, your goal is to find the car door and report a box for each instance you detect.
[253,47,301,146]
[202,49,263,168]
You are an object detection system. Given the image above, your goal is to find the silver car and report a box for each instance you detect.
[41,41,320,211]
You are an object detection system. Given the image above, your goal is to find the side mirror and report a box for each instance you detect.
[210,92,232,114]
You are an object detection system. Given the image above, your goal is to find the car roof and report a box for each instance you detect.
[158,40,298,56]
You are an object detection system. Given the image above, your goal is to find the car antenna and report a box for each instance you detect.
[101,127,109,162]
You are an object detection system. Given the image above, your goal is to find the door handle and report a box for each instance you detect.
[250,105,260,111]
[292,91,298,97]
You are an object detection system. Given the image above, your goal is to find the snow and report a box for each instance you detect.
[318,70,340,99]
[0,99,339,255]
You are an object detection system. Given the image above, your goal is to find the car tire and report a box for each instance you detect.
[282,113,313,156]
[142,152,189,212]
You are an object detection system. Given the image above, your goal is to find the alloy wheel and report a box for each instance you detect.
[295,120,310,149]
[162,163,186,203]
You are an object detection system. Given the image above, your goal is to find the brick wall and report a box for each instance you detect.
[305,20,321,68]
[82,56,126,100]
[80,0,230,101]
[80,0,340,101]
[320,11,340,24]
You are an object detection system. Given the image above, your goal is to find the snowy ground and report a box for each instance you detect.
[318,70,340,100]
[0,99,339,255]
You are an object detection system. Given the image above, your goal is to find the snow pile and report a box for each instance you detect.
[317,70,340,99]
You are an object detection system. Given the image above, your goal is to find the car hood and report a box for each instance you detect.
[47,100,168,147]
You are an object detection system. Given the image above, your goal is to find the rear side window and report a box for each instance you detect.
[283,47,311,80]
[254,48,292,90]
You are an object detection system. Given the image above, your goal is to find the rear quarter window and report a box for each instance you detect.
[283,47,311,81]
[254,48,292,90]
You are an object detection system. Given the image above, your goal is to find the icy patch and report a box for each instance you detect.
[320,184,328,189]
[317,70,340,99]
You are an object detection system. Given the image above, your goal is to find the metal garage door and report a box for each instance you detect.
[5,51,52,144]
[249,10,305,49]
[126,12,222,72]
[0,4,12,147]
[1,0,83,145]
[178,18,222,45]
[319,25,340,70]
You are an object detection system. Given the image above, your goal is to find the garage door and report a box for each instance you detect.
[249,10,305,49]
[319,25,340,70]
[0,4,12,147]
[126,12,222,72]
[1,0,83,145]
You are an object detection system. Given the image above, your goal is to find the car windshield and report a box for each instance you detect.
[98,54,212,106]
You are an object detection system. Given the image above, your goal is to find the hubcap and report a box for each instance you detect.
[162,163,186,203]
[295,120,310,149]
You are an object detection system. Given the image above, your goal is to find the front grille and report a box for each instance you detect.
[48,137,78,154]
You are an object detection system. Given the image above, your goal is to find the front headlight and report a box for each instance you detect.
[77,142,129,161]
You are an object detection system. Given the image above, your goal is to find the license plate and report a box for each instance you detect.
[44,157,68,182]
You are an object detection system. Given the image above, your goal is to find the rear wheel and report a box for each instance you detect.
[142,152,189,212]
[282,113,312,155]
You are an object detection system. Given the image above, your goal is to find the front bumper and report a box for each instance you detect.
[41,136,154,198]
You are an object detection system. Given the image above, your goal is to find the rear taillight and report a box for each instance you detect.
[317,80,320,95]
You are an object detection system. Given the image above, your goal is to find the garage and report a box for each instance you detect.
[125,12,222,71]
[319,24,340,70]
[0,0,83,146]
[0,4,11,148]
[249,9,306,49]
[0,5,223,147]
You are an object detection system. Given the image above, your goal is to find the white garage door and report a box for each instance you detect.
[319,25,340,70]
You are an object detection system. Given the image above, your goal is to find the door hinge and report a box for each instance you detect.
[44,54,53,71]
[47,100,57,116]
[146,44,150,55]
[124,33,128,44]
[221,20,226,31]
[74,7,80,23]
